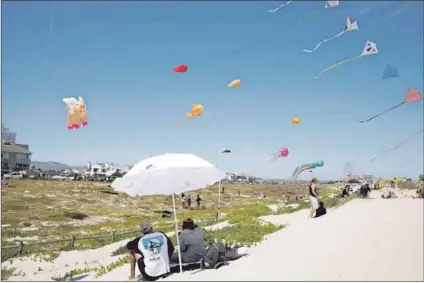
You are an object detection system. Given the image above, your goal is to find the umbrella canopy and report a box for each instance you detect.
[111,153,226,197]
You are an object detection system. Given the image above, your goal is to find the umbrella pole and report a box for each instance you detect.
[217,153,222,221]
[172,193,183,274]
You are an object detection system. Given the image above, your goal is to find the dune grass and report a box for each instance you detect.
[1,180,311,261]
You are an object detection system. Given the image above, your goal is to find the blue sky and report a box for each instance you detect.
[2,1,423,179]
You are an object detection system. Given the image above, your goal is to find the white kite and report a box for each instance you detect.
[303,17,359,53]
[325,0,340,8]
[268,1,292,13]
[314,40,378,79]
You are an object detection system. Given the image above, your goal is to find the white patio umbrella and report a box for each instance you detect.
[111,153,226,273]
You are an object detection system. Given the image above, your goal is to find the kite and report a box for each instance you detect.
[186,104,204,120]
[314,40,378,79]
[369,129,424,161]
[268,1,292,13]
[358,89,421,123]
[62,96,88,130]
[190,104,204,116]
[292,161,324,179]
[228,79,241,88]
[303,17,359,53]
[265,147,289,161]
[285,1,340,32]
[381,64,399,80]
[292,117,300,124]
[173,64,188,73]
[174,122,180,126]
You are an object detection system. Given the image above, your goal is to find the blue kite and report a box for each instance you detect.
[382,64,399,80]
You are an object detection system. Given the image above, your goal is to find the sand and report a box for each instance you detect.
[165,197,423,281]
[3,195,423,281]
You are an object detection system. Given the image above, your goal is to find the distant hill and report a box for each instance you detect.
[30,161,72,171]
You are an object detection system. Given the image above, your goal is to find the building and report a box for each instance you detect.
[85,162,130,177]
[1,123,32,170]
[1,142,32,170]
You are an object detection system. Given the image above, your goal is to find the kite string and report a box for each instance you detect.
[357,102,404,123]
[40,0,56,93]
[303,30,345,53]
[370,129,424,161]
[315,55,363,79]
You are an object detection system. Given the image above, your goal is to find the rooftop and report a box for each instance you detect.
[1,143,32,154]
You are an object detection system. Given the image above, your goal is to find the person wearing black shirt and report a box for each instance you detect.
[308,178,319,218]
[196,194,201,208]
[127,220,174,281]
[314,202,327,218]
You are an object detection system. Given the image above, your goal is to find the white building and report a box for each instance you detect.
[85,162,130,177]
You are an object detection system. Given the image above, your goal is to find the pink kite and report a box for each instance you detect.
[265,147,289,161]
[357,89,421,123]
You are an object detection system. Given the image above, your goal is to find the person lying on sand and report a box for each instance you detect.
[170,216,206,264]
[127,220,175,281]
[381,191,397,199]
[314,202,327,218]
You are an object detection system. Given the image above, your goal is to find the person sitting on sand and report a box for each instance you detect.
[127,220,175,281]
[308,178,319,218]
[341,185,350,198]
[314,201,327,218]
[170,216,206,264]
[360,182,371,198]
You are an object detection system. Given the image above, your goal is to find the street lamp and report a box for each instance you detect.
[217,149,231,221]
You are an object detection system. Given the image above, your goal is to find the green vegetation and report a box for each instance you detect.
[1,267,16,281]
[50,256,129,281]
[418,174,424,181]
[1,180,344,263]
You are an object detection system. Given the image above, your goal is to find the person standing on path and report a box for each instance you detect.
[196,194,201,208]
[187,195,192,208]
[308,178,319,218]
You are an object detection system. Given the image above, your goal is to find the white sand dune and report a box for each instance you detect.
[4,197,423,281]
[165,198,423,281]
[2,222,232,281]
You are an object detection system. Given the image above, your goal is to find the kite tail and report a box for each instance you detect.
[292,165,313,179]
[268,1,292,12]
[303,30,345,53]
[357,102,405,123]
[314,55,363,79]
[284,6,323,32]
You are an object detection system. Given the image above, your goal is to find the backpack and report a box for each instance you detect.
[202,242,227,268]
[202,243,245,269]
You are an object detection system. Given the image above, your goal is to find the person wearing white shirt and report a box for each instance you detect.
[127,220,174,281]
